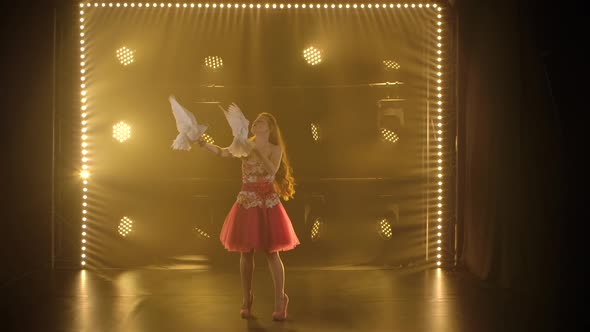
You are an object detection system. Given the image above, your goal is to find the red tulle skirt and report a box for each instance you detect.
[219,201,300,253]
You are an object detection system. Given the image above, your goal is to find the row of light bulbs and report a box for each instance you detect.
[80,11,89,267]
[80,3,443,10]
[435,14,444,267]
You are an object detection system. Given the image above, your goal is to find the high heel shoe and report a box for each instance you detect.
[240,293,254,319]
[272,293,289,321]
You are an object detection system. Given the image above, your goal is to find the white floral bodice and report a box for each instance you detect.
[236,157,280,209]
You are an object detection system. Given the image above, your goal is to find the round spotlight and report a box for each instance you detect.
[310,122,321,142]
[303,46,322,66]
[310,217,324,242]
[204,56,224,70]
[380,128,400,143]
[118,217,133,237]
[377,218,393,240]
[113,121,131,142]
[383,60,401,71]
[116,46,135,66]
[201,133,215,144]
[193,227,211,239]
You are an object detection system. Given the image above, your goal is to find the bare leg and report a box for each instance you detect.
[240,250,255,308]
[266,251,286,311]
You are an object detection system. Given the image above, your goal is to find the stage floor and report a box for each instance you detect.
[0,262,557,332]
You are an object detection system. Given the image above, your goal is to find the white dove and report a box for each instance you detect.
[219,103,254,158]
[169,95,208,151]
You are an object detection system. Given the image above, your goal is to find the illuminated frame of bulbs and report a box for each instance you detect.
[78,2,446,268]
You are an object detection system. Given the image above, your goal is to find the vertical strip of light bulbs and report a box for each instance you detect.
[79,3,89,268]
[434,4,443,267]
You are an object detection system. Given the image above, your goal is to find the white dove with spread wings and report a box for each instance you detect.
[169,95,208,151]
[219,103,254,157]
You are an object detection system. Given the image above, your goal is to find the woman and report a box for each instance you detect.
[197,112,299,321]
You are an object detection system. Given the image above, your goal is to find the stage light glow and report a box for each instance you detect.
[380,127,399,143]
[118,217,134,237]
[204,55,223,69]
[303,46,322,66]
[116,47,135,66]
[377,218,393,239]
[310,217,324,242]
[194,227,211,239]
[310,123,321,142]
[201,133,215,144]
[383,59,401,70]
[113,121,131,142]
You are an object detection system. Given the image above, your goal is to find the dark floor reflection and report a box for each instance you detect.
[0,265,556,332]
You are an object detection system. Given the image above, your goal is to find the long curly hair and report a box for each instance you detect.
[253,113,296,201]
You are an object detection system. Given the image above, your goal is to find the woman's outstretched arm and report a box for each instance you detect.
[195,138,233,158]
